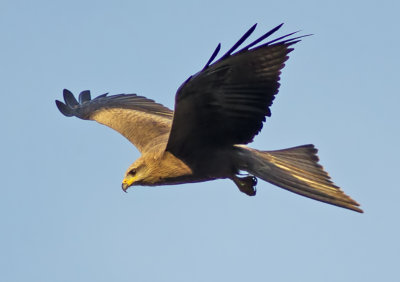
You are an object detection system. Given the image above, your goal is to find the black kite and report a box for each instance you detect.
[56,24,362,213]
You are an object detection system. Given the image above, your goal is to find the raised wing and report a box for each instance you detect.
[56,89,173,153]
[166,24,308,161]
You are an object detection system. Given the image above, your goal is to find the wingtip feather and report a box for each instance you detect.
[63,89,79,107]
[79,90,91,103]
[220,24,258,60]
[55,100,73,117]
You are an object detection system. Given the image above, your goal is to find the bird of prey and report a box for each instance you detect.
[56,23,363,213]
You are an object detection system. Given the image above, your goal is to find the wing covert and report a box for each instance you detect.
[166,24,308,161]
[56,89,173,153]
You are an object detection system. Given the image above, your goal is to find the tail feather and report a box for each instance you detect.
[236,144,363,213]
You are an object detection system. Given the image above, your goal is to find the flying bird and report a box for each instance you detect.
[56,24,363,213]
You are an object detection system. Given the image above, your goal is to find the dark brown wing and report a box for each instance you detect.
[166,24,307,160]
[56,89,173,153]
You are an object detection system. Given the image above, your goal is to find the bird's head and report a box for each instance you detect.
[121,158,148,192]
[121,151,193,192]
[121,155,164,191]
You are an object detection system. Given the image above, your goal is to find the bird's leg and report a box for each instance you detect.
[233,174,257,196]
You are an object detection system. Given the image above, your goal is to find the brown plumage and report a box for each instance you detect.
[56,24,363,213]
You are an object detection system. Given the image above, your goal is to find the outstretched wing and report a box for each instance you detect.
[166,24,308,161]
[56,89,173,153]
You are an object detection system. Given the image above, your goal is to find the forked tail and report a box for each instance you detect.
[235,144,363,213]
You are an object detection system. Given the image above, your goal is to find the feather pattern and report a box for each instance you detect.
[236,145,363,213]
[167,24,308,162]
[56,89,173,152]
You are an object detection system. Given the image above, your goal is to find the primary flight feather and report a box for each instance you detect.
[56,24,363,213]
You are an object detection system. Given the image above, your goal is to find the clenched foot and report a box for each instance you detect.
[233,174,258,196]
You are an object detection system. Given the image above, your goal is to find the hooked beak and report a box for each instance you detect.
[121,175,135,192]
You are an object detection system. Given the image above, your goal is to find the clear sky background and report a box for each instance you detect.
[1,1,399,281]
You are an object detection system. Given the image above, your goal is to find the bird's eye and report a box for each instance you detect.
[128,169,137,176]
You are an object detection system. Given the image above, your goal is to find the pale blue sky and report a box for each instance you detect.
[1,1,399,281]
